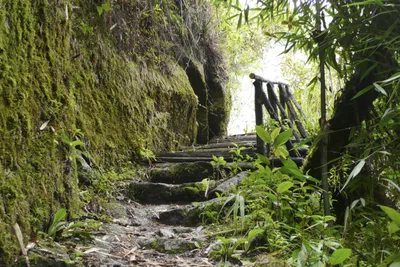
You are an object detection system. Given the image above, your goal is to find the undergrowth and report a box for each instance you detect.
[207,126,400,266]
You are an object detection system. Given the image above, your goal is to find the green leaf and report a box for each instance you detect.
[280,166,305,181]
[267,193,276,201]
[389,221,400,235]
[271,127,281,141]
[274,146,289,159]
[237,12,242,29]
[96,6,103,16]
[382,72,400,83]
[53,208,67,224]
[361,63,377,81]
[373,83,388,96]
[341,160,365,191]
[380,206,400,226]
[247,229,264,241]
[273,129,292,148]
[329,248,352,265]
[351,86,372,100]
[256,126,271,143]
[277,181,293,194]
[71,140,85,148]
[101,3,112,11]
[244,5,249,23]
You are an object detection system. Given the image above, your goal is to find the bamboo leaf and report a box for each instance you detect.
[341,160,365,191]
[373,83,388,96]
[351,86,373,100]
[382,72,400,83]
[237,12,243,29]
[244,5,249,23]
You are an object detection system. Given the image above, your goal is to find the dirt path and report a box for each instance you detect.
[82,200,214,267]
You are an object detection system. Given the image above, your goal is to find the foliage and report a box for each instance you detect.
[38,208,93,243]
[207,125,400,266]
[211,155,227,179]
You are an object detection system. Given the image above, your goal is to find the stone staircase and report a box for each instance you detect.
[76,133,308,266]
[126,133,307,225]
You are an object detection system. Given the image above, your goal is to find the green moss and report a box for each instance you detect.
[0,0,230,264]
[0,0,199,264]
[151,240,158,249]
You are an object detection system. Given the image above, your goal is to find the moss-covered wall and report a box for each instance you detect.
[0,0,229,264]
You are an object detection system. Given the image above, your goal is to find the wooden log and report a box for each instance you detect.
[267,84,278,116]
[157,148,255,158]
[280,85,309,138]
[266,83,301,141]
[278,84,286,114]
[286,85,307,120]
[260,88,281,122]
[187,141,255,150]
[209,133,256,144]
[249,73,288,86]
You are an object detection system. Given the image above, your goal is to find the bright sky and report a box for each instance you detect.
[228,43,287,135]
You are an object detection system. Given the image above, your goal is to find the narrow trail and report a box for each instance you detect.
[83,134,263,266]
[28,134,304,266]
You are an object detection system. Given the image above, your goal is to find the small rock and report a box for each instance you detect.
[112,218,130,226]
[136,236,157,249]
[157,228,175,238]
[163,239,195,254]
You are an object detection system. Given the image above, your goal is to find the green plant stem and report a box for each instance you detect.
[316,0,331,217]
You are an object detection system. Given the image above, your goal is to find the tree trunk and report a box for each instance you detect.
[303,49,399,223]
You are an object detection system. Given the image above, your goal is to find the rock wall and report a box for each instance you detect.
[0,0,230,264]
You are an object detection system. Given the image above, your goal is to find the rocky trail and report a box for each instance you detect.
[24,134,305,267]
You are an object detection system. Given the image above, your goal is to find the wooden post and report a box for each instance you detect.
[254,80,265,156]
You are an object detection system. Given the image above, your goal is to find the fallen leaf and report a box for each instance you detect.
[40,120,50,130]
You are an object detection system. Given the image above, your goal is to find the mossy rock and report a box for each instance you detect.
[13,249,73,267]
[158,198,225,226]
[136,237,196,254]
[150,162,214,184]
[125,181,207,204]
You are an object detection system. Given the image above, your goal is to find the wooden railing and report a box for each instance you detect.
[250,73,308,156]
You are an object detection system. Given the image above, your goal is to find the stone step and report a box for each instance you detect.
[209,133,257,144]
[149,162,214,184]
[157,198,225,227]
[156,156,304,165]
[125,181,208,204]
[157,147,256,159]
[178,140,256,151]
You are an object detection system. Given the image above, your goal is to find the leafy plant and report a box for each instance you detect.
[139,146,156,166]
[219,192,246,232]
[38,208,93,242]
[80,22,94,35]
[41,208,67,240]
[96,3,112,16]
[211,155,227,179]
[210,236,246,264]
